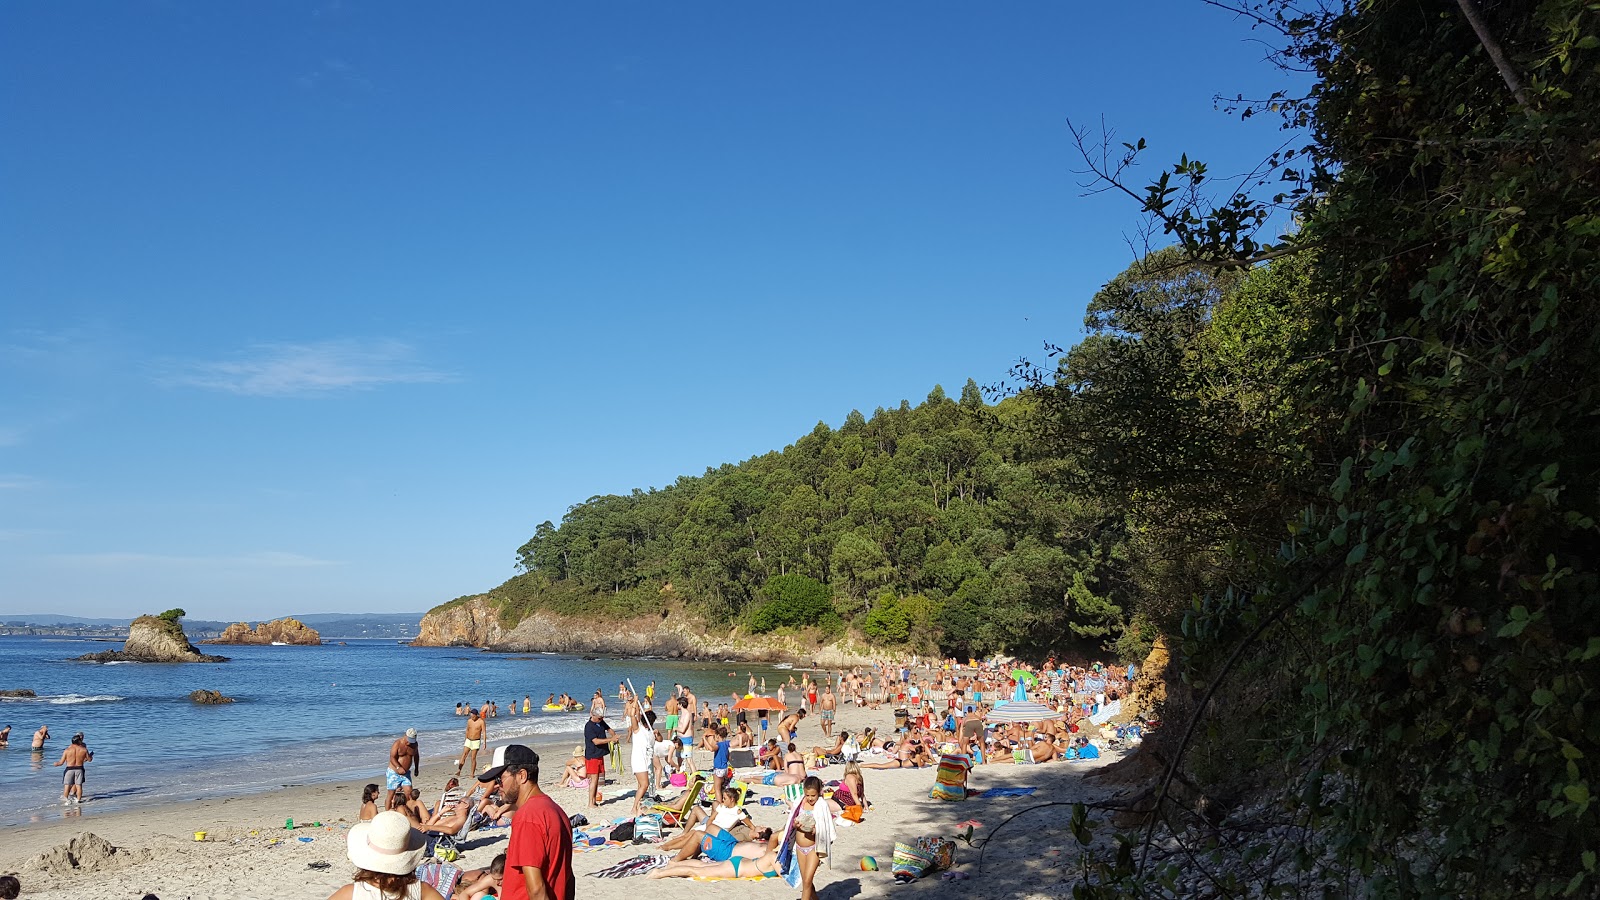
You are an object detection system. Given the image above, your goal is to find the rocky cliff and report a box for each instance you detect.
[412,596,875,665]
[411,597,509,647]
[202,617,321,645]
[74,615,228,663]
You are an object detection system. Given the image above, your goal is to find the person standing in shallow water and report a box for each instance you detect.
[53,732,92,804]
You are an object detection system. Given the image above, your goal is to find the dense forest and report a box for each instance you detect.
[492,382,1134,661]
[462,0,1598,893]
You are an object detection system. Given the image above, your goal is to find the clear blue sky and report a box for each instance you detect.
[1,2,1297,620]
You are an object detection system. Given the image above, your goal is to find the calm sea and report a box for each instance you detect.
[0,635,799,827]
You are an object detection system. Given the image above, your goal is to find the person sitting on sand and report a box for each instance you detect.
[811,731,852,765]
[359,784,381,822]
[832,761,866,810]
[559,747,588,789]
[658,787,761,861]
[326,810,444,900]
[389,788,424,826]
[759,744,808,787]
[456,853,505,900]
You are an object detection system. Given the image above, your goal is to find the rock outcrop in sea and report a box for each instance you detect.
[188,689,235,704]
[202,617,321,645]
[412,595,874,666]
[1,688,37,697]
[74,615,228,663]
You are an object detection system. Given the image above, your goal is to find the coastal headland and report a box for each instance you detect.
[413,595,878,666]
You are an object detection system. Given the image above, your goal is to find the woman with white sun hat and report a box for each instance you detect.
[325,810,445,900]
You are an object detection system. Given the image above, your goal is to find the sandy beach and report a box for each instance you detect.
[2,692,1126,900]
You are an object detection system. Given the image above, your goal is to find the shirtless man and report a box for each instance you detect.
[386,728,420,808]
[457,709,486,777]
[0,724,10,747]
[32,724,49,750]
[818,687,837,739]
[777,709,806,742]
[53,732,93,803]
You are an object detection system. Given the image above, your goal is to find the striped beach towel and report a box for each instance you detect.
[929,753,971,802]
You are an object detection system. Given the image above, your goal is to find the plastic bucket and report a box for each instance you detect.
[193,831,207,842]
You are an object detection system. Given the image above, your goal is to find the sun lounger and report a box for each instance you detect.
[652,772,705,828]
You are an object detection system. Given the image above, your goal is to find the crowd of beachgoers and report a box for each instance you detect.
[7,652,1148,900]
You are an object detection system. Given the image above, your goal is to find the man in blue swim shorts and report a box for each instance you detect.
[385,727,419,807]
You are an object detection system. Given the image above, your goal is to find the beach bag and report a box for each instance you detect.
[929,753,971,802]
[633,813,663,844]
[669,772,688,787]
[891,836,955,883]
[415,861,464,900]
[842,804,863,823]
[609,820,635,843]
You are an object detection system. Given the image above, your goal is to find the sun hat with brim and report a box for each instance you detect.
[477,743,538,783]
[346,811,426,875]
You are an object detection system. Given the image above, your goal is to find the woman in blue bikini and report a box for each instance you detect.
[648,845,782,880]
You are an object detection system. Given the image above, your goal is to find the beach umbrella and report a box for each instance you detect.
[984,701,1063,723]
[733,696,786,712]
[1010,668,1038,685]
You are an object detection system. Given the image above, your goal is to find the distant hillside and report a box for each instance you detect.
[1,612,423,639]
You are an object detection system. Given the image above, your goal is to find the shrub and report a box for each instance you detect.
[748,574,832,634]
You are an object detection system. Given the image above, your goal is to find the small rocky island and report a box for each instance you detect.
[203,617,321,646]
[74,610,228,663]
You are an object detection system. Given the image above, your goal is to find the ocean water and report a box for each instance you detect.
[0,635,800,827]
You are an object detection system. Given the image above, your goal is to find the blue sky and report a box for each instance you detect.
[1,2,1298,620]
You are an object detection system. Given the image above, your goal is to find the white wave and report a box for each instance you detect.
[0,693,127,705]
[481,716,587,740]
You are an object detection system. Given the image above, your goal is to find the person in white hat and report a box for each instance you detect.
[325,809,443,900]
[384,728,420,809]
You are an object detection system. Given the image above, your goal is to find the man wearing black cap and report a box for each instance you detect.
[478,744,574,900]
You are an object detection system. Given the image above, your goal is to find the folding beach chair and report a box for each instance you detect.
[652,772,705,828]
[424,811,474,861]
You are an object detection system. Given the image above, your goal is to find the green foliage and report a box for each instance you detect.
[862,592,911,644]
[507,379,1136,659]
[747,574,833,634]
[1036,0,1600,894]
[159,608,186,622]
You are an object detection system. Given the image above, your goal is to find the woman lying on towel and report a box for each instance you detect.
[646,846,783,880]
[861,739,930,769]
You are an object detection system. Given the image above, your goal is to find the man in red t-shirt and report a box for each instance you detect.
[478,744,574,900]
